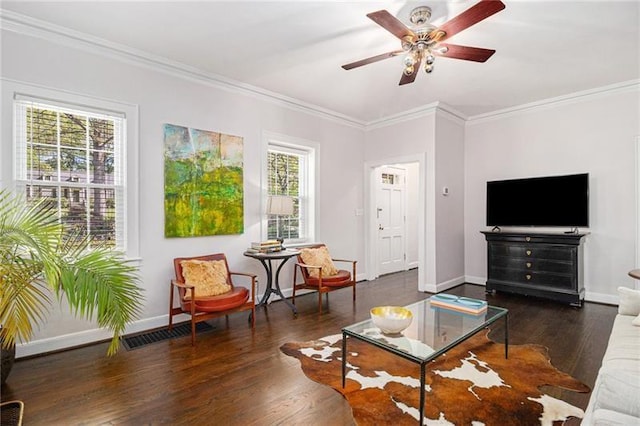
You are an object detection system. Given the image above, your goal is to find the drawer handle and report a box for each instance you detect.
[525,236,531,242]
[526,262,532,268]
[526,250,532,256]
[526,274,532,280]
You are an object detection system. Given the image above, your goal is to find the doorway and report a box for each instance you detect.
[376,165,407,275]
[365,153,434,292]
[372,162,419,278]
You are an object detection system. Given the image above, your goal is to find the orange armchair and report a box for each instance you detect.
[292,244,357,314]
[169,253,256,345]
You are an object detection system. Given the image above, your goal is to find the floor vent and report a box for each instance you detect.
[121,322,214,350]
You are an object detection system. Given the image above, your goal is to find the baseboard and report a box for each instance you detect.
[16,315,169,359]
[422,275,466,294]
[16,280,356,358]
[465,275,486,286]
[584,291,618,305]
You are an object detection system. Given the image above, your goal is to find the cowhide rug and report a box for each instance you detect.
[280,331,590,425]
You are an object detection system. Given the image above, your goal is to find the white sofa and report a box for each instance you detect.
[582,287,640,425]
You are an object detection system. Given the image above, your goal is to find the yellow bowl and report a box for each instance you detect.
[370,306,413,334]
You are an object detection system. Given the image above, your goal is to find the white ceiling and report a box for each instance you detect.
[2,1,639,124]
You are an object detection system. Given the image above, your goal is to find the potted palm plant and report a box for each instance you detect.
[0,189,143,384]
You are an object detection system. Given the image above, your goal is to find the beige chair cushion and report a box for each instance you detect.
[180,259,231,299]
[300,246,338,278]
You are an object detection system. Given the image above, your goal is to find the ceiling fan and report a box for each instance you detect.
[342,0,506,85]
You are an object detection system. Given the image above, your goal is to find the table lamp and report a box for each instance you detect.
[266,195,294,243]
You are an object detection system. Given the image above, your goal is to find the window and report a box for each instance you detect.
[381,172,399,185]
[265,135,316,243]
[14,98,126,250]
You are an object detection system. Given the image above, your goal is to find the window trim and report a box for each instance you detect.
[2,79,140,259]
[261,131,318,245]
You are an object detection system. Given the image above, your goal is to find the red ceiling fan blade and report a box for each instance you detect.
[342,50,403,70]
[367,10,415,41]
[432,0,505,42]
[436,43,496,62]
[399,56,423,86]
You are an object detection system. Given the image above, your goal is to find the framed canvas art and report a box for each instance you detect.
[164,123,244,237]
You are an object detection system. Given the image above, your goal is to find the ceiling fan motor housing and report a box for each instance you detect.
[409,6,432,26]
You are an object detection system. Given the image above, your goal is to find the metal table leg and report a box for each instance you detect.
[256,258,274,306]
[505,313,509,359]
[342,332,347,388]
[256,257,297,314]
[420,363,426,425]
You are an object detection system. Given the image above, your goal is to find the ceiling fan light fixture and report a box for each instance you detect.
[403,65,415,76]
[403,54,416,67]
[424,64,434,73]
[425,54,435,65]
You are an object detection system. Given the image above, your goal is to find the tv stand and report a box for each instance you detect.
[481,231,587,307]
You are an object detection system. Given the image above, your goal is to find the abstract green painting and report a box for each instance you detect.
[164,123,244,237]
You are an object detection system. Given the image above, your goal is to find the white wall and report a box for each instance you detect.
[464,88,640,303]
[1,29,365,357]
[404,162,420,268]
[434,111,465,287]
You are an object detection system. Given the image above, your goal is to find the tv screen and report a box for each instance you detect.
[486,173,589,227]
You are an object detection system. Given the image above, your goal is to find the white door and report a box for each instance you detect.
[376,166,406,275]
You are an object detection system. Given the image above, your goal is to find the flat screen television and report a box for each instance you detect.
[486,173,589,228]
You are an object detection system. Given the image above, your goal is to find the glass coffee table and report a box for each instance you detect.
[341,298,508,425]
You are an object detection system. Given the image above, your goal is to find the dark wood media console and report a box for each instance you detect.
[481,231,587,307]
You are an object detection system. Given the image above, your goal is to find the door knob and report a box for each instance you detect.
[379,225,384,230]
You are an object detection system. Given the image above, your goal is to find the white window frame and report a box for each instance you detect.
[2,79,140,259]
[261,131,318,245]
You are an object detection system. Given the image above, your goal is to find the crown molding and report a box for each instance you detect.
[466,79,640,125]
[0,9,367,129]
[3,9,636,133]
[365,101,467,131]
[434,104,467,126]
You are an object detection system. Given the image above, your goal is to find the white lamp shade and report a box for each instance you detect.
[267,195,294,216]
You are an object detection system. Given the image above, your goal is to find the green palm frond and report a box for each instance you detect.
[0,191,61,278]
[0,258,51,347]
[0,189,144,355]
[58,237,142,355]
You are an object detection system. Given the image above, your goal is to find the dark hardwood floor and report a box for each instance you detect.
[1,270,617,425]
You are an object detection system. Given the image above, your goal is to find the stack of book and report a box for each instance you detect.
[429,294,488,314]
[246,240,283,253]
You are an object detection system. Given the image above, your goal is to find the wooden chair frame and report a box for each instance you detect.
[169,254,256,345]
[292,245,356,315]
